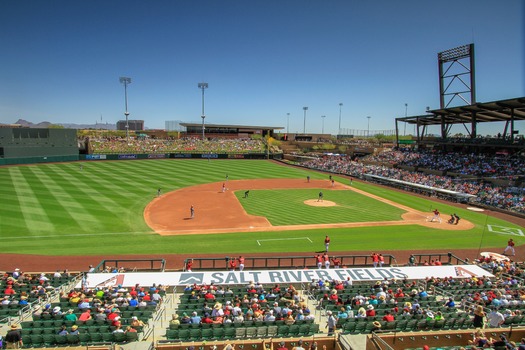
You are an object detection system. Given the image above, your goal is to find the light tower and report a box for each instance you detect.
[286,113,290,134]
[321,115,326,134]
[198,82,208,140]
[302,107,308,133]
[367,116,371,138]
[404,103,408,135]
[338,103,343,135]
[119,77,132,141]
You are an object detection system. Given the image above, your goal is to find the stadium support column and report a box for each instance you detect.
[471,112,477,139]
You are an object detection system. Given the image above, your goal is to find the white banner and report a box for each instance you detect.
[85,265,492,288]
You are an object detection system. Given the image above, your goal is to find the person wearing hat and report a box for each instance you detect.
[180,312,191,324]
[64,309,78,322]
[326,310,337,336]
[371,321,382,332]
[425,311,434,321]
[366,304,376,317]
[52,306,62,316]
[169,314,180,326]
[70,325,79,335]
[131,316,145,328]
[5,324,22,349]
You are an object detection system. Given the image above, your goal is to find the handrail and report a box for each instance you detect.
[183,254,398,271]
[370,331,395,350]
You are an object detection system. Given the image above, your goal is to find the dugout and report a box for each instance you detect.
[0,128,79,164]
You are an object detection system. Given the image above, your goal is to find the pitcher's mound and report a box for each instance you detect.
[304,199,337,207]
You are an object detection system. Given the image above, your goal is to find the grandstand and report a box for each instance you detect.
[2,254,525,350]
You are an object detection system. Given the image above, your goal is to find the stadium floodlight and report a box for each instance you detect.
[321,115,326,134]
[338,103,343,135]
[367,116,371,138]
[286,113,290,134]
[404,103,408,136]
[198,82,209,140]
[119,77,132,142]
[302,107,308,133]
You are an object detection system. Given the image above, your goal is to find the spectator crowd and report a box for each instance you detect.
[301,150,525,214]
[89,137,268,155]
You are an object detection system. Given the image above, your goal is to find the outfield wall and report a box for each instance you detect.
[81,153,283,160]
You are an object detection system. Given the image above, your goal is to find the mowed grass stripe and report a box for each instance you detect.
[236,188,405,225]
[27,167,93,231]
[8,167,55,233]
[0,171,29,234]
[44,166,128,229]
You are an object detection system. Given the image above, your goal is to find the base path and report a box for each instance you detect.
[144,179,474,235]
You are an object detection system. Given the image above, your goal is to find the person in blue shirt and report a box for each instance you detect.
[444,298,455,308]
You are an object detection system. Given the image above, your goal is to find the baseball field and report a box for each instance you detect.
[0,159,523,269]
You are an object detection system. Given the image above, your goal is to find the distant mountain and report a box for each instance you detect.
[60,122,116,130]
[15,119,52,128]
[12,119,116,130]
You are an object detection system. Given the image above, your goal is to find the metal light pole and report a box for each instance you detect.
[119,77,132,141]
[321,115,326,134]
[367,116,371,138]
[403,103,408,136]
[302,107,308,133]
[286,113,290,134]
[198,82,208,140]
[338,103,343,135]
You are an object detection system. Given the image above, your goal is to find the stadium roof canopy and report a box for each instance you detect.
[180,123,284,130]
[395,96,525,144]
[397,97,525,127]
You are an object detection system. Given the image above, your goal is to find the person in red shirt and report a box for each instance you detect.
[324,236,330,252]
[201,314,213,324]
[331,257,341,268]
[378,254,385,267]
[504,239,515,256]
[79,309,92,321]
[382,310,395,322]
[228,259,236,271]
[204,291,215,301]
[185,259,193,272]
[323,253,330,269]
[366,305,376,317]
[371,253,379,268]
[237,256,245,271]
[4,286,16,296]
[315,255,323,269]
[107,309,119,321]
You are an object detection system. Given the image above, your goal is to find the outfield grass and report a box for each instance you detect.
[0,159,522,256]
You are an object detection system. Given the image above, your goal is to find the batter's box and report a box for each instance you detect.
[487,225,524,236]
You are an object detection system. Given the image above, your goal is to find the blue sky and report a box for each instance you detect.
[0,0,523,136]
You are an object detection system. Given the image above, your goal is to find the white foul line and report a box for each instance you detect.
[257,237,313,246]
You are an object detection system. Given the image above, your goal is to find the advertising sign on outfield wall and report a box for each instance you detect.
[85,265,493,288]
[118,154,138,159]
[86,154,107,160]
